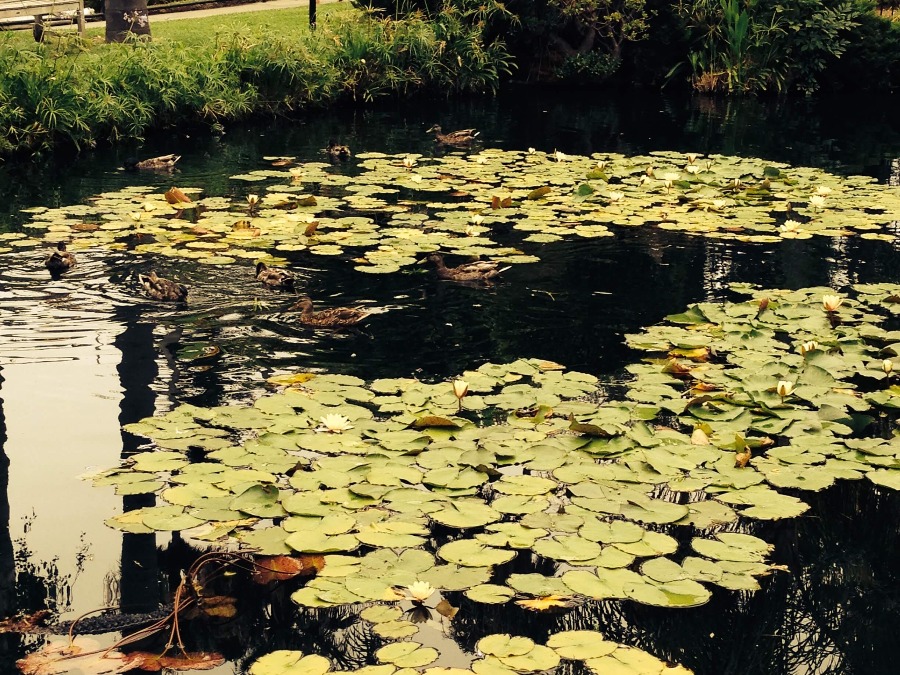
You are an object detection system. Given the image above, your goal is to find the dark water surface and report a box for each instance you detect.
[0,89,899,674]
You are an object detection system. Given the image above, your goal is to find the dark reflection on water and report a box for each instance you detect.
[0,89,899,674]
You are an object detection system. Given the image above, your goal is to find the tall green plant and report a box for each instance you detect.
[672,0,865,94]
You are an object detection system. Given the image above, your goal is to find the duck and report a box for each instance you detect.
[124,154,181,171]
[427,125,479,146]
[256,262,296,290]
[425,253,509,283]
[287,297,369,328]
[325,140,351,161]
[45,242,76,275]
[138,271,188,302]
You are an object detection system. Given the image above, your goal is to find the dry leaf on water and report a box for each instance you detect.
[17,637,129,674]
[252,554,325,584]
[121,650,225,672]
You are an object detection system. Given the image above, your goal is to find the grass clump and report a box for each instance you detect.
[0,4,512,156]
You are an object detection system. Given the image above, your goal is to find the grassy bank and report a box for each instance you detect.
[0,4,511,157]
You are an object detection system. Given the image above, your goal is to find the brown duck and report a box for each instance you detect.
[138,271,188,302]
[256,262,295,290]
[288,297,369,328]
[45,242,76,275]
[325,140,351,161]
[426,253,509,283]
[427,125,479,146]
[124,154,181,170]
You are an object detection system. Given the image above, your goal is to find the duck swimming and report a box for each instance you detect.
[426,125,479,146]
[325,140,351,161]
[287,297,369,328]
[138,271,188,302]
[256,262,296,290]
[425,253,509,283]
[124,154,181,171]
[45,242,76,275]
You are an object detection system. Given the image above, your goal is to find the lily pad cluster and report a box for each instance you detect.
[91,284,900,673]
[10,149,900,269]
[249,630,692,675]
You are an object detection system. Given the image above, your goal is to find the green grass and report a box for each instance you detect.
[0,3,352,48]
[0,2,511,156]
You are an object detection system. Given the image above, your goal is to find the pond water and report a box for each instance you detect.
[0,88,899,674]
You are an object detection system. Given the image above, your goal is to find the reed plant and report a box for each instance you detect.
[0,5,511,157]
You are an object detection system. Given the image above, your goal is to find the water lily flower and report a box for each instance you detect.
[453,379,468,399]
[469,214,484,226]
[452,379,469,411]
[289,167,305,180]
[809,195,827,210]
[799,340,819,356]
[686,153,698,165]
[685,165,699,175]
[608,191,625,203]
[776,380,794,402]
[645,166,655,178]
[129,211,143,222]
[141,201,156,212]
[883,359,893,375]
[554,150,567,162]
[822,294,843,312]
[402,155,417,169]
[405,581,435,603]
[410,174,423,183]
[729,178,744,190]
[704,160,715,171]
[816,186,832,196]
[662,172,679,192]
[465,224,476,237]
[317,414,353,433]
[476,155,488,165]
[712,199,729,210]
[596,160,609,171]
[246,194,260,213]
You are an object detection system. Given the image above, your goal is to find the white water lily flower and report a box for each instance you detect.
[883,359,893,375]
[815,185,832,196]
[685,164,699,175]
[402,155,417,169]
[318,414,353,433]
[469,214,484,226]
[289,167,305,180]
[405,581,435,602]
[686,153,698,164]
[247,194,260,207]
[527,147,536,154]
[141,201,156,212]
[453,380,469,400]
[129,211,143,222]
[596,160,609,171]
[465,224,477,237]
[608,191,625,203]
[822,294,843,312]
[776,380,795,400]
[799,340,819,356]
[809,195,827,209]
[662,172,680,183]
[554,150,567,162]
[704,159,715,171]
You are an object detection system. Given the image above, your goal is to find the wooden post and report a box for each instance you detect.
[309,0,316,29]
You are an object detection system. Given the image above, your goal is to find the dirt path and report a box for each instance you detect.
[147,0,343,23]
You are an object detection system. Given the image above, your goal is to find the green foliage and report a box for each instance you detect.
[554,50,621,82]
[0,7,511,157]
[671,0,867,94]
[546,0,652,59]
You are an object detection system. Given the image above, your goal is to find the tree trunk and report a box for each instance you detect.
[105,0,151,43]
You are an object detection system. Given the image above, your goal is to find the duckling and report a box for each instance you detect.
[138,271,188,302]
[45,242,76,275]
[427,125,479,146]
[425,253,509,283]
[124,154,181,171]
[256,262,295,290]
[325,140,351,161]
[287,297,368,328]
